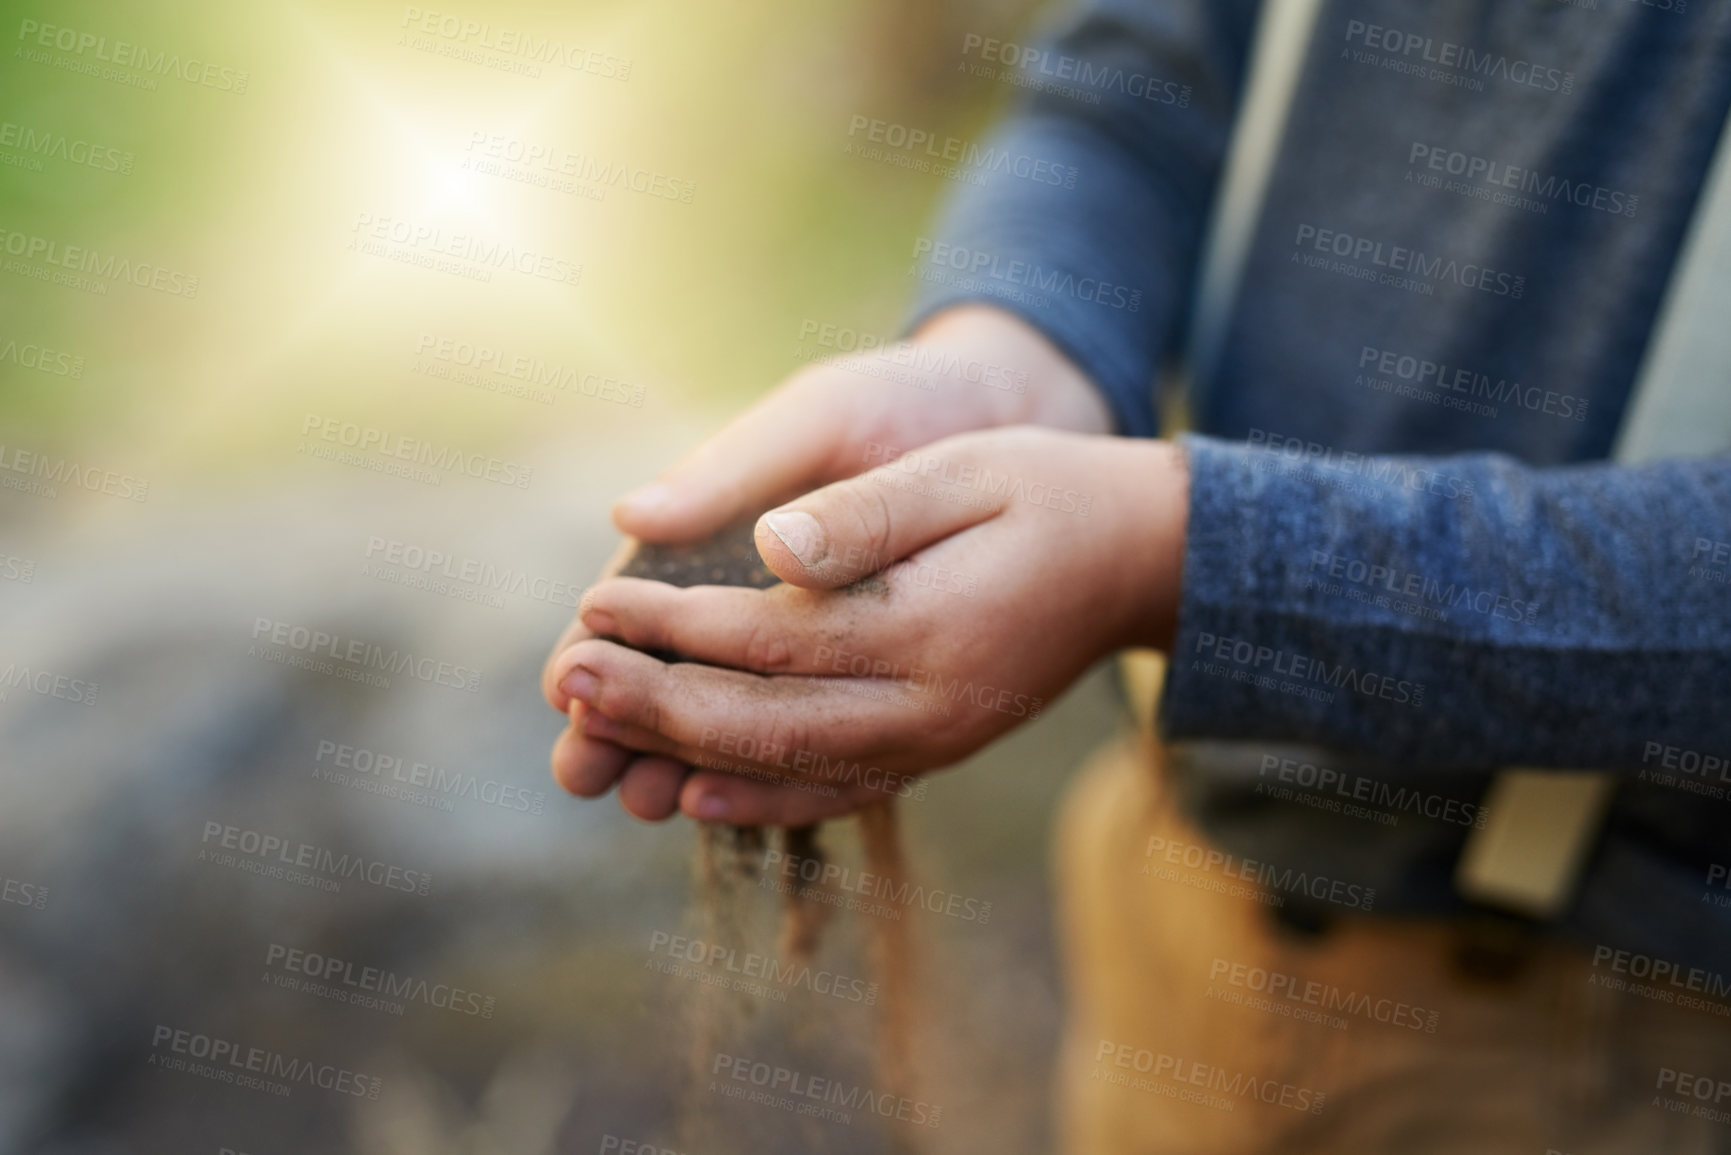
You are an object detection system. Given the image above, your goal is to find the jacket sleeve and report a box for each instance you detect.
[1161,433,1731,771]
[905,0,1264,437]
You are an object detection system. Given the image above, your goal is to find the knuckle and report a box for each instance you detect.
[762,712,814,762]
[834,482,895,568]
[740,619,793,673]
[600,673,658,734]
[637,680,665,735]
[635,613,675,654]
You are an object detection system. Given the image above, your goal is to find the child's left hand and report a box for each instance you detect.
[547,426,1189,824]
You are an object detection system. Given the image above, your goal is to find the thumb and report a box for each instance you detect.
[753,449,1002,589]
[613,377,859,544]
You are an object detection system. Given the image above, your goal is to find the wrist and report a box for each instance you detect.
[1107,438,1190,652]
[910,305,1113,435]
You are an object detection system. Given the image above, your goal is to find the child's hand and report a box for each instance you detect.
[602,304,1113,546]
[549,426,1189,824]
[543,306,1113,819]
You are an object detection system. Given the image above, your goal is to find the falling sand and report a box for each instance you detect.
[617,525,921,1150]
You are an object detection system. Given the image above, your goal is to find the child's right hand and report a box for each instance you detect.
[608,304,1114,548]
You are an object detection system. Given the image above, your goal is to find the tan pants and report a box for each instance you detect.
[1054,734,1731,1155]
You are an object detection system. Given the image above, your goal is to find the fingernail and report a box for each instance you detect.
[764,511,827,568]
[560,665,599,702]
[584,609,619,637]
[617,482,674,518]
[695,793,730,822]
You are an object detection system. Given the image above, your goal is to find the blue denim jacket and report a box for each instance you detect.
[911,0,1731,967]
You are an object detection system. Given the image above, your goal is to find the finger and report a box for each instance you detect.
[617,757,690,822]
[579,678,811,774]
[753,445,1003,589]
[564,639,923,767]
[580,578,882,675]
[612,374,862,543]
[680,770,882,826]
[581,708,688,760]
[550,707,634,797]
[543,537,637,713]
[585,709,921,817]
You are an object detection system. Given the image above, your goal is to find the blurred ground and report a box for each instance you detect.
[0,416,1127,1152]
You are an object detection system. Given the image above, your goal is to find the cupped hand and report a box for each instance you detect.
[542,306,1114,820]
[549,425,1189,825]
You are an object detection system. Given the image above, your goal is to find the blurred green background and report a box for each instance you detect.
[0,0,1048,468]
[0,2,1141,1153]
